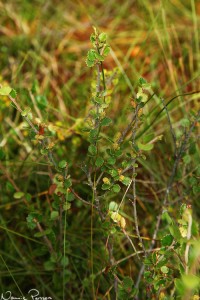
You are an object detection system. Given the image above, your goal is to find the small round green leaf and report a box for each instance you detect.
[109,169,118,177]
[35,95,47,110]
[0,86,12,96]
[13,192,25,199]
[88,145,97,156]
[112,184,121,193]
[161,234,173,247]
[123,276,133,291]
[86,59,95,67]
[101,117,112,126]
[59,160,67,168]
[9,89,17,98]
[121,177,131,186]
[64,178,72,188]
[107,157,116,165]
[180,118,190,127]
[103,46,110,56]
[63,202,71,211]
[161,266,169,274]
[95,157,104,167]
[101,183,110,190]
[109,201,118,211]
[99,32,107,42]
[87,49,96,61]
[50,211,59,220]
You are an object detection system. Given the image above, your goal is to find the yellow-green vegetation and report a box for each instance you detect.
[0,1,199,299]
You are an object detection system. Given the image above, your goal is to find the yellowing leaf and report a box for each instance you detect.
[111,212,121,223]
[0,86,12,96]
[120,217,126,229]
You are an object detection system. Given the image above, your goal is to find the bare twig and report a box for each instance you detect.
[69,188,97,208]
[131,105,146,256]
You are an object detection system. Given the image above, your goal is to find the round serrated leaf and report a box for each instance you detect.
[50,211,59,220]
[101,117,112,126]
[95,157,104,167]
[63,202,71,211]
[109,201,118,211]
[101,183,110,190]
[87,49,96,61]
[111,212,121,222]
[103,46,110,56]
[9,89,17,98]
[0,86,12,96]
[109,169,118,177]
[88,145,97,155]
[139,77,147,85]
[35,95,47,110]
[161,234,173,247]
[99,32,107,42]
[59,160,67,168]
[107,157,116,165]
[121,177,131,186]
[95,52,104,61]
[86,59,95,67]
[40,149,48,155]
[123,276,133,291]
[64,178,72,188]
[161,266,169,274]
[112,184,121,193]
[180,118,190,127]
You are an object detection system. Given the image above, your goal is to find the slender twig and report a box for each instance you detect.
[131,105,146,256]
[70,188,97,208]
[137,91,200,139]
[9,95,38,133]
[96,64,101,94]
[117,93,155,145]
[122,229,140,261]
[117,111,138,144]
[34,220,56,256]
[117,179,133,212]
[94,247,161,277]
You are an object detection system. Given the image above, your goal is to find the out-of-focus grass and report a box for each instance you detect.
[0,0,199,298]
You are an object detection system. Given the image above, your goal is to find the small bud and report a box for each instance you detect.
[103,177,110,184]
[119,175,125,181]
